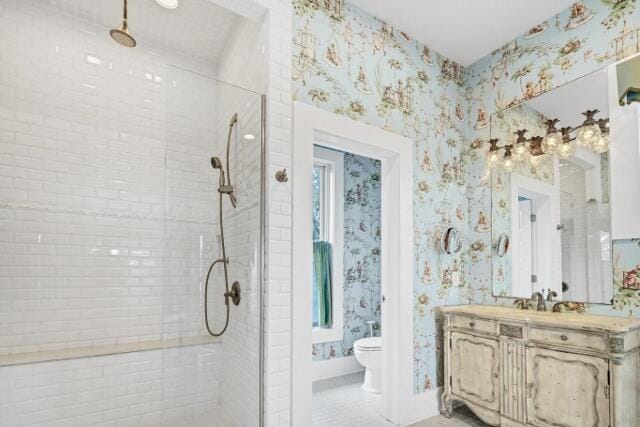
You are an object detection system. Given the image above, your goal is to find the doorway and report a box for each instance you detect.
[292,103,414,426]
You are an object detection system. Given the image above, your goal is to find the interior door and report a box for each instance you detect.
[526,347,610,427]
[450,332,500,411]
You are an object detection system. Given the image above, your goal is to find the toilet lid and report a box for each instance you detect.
[354,337,381,350]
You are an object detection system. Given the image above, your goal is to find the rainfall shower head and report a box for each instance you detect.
[111,0,136,48]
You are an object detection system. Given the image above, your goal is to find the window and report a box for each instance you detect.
[311,146,344,343]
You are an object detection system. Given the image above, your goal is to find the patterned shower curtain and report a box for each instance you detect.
[313,241,333,328]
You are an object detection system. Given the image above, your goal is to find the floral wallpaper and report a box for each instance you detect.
[613,239,640,309]
[293,0,471,393]
[313,152,382,361]
[293,0,640,395]
[464,0,640,317]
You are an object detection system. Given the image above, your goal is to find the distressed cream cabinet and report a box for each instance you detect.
[441,306,640,427]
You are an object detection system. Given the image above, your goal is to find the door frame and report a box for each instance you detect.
[291,102,414,425]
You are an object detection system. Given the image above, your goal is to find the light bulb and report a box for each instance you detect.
[503,157,515,172]
[486,150,502,167]
[557,140,576,159]
[541,132,562,154]
[513,142,529,162]
[591,133,609,154]
[576,124,601,147]
[529,154,545,167]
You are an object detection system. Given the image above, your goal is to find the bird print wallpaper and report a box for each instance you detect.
[293,0,640,394]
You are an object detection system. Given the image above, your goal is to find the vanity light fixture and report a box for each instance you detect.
[556,127,576,159]
[512,130,529,162]
[591,119,610,154]
[155,0,180,9]
[575,110,601,147]
[486,109,610,172]
[486,138,502,167]
[541,119,562,154]
[502,145,515,173]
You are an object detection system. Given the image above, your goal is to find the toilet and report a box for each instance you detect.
[353,336,382,393]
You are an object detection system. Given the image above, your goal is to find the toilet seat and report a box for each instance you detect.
[354,337,381,351]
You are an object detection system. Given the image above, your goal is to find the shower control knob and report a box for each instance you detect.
[227,281,241,306]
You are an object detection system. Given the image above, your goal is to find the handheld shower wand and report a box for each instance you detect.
[204,113,241,337]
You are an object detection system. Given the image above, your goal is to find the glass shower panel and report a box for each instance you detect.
[162,66,263,426]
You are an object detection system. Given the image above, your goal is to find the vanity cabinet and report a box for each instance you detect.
[441,306,640,427]
[525,347,609,427]
[450,332,500,412]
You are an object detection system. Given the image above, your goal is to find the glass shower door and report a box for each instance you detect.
[162,66,264,426]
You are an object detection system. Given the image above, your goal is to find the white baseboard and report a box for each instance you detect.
[312,355,364,382]
[400,387,443,426]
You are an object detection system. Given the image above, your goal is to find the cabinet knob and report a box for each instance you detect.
[469,321,475,328]
[560,335,568,341]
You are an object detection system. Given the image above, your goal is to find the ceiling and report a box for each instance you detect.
[45,0,243,64]
[348,0,576,66]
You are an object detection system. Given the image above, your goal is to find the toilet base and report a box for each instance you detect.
[361,368,381,394]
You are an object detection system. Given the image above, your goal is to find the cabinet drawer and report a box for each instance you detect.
[529,326,607,352]
[451,315,496,335]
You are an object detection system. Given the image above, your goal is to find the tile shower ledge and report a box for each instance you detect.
[0,335,221,367]
[440,305,640,333]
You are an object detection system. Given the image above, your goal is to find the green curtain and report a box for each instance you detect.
[313,241,333,328]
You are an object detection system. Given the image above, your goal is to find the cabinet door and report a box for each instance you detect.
[526,347,610,427]
[450,332,500,411]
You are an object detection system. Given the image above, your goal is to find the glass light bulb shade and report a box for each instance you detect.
[529,154,547,167]
[503,157,515,172]
[591,133,609,154]
[486,150,502,167]
[557,140,576,159]
[513,143,529,162]
[576,124,601,147]
[541,132,562,154]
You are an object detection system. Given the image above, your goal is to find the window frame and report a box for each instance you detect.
[312,146,344,344]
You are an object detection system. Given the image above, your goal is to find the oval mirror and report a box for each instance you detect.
[496,233,510,257]
[441,226,462,254]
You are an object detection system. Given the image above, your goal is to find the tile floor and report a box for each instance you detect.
[312,372,487,426]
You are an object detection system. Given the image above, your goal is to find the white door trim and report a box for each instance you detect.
[292,102,414,426]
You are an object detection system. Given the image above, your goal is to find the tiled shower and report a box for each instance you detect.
[0,0,265,425]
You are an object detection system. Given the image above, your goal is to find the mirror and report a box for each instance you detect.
[441,226,462,255]
[496,233,510,258]
[490,68,613,304]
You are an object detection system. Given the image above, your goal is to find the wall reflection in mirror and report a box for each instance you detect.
[490,69,613,304]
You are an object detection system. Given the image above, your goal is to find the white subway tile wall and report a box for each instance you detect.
[0,0,276,425]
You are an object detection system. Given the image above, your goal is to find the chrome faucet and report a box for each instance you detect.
[546,290,558,302]
[531,292,545,311]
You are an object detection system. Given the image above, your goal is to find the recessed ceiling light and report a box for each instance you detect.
[243,134,256,141]
[155,0,179,9]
